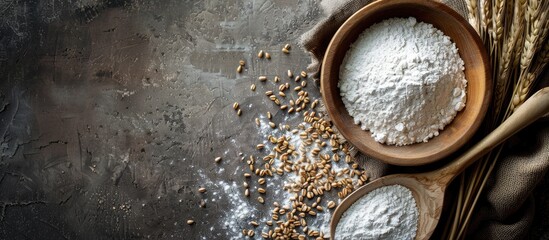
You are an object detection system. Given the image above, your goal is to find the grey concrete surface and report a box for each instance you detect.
[0,0,548,240]
[0,0,322,239]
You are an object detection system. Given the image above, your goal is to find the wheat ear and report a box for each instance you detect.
[467,0,480,33]
[479,0,492,40]
[491,0,505,45]
[510,0,548,112]
[512,0,528,69]
[493,0,526,118]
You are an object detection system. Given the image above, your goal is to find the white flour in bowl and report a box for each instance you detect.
[334,184,418,240]
[338,17,467,146]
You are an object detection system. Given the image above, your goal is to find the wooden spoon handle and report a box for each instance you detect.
[440,87,549,181]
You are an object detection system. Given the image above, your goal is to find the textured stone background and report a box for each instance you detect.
[0,0,548,239]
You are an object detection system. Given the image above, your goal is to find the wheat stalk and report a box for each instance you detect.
[520,21,541,72]
[512,0,528,70]
[532,39,549,74]
[491,0,505,45]
[512,12,549,112]
[452,3,510,235]
[509,73,535,111]
[512,4,548,111]
[445,0,549,239]
[488,0,506,121]
[479,0,492,40]
[492,0,526,119]
[466,0,480,33]
[519,0,547,71]
[530,17,549,74]
[446,176,465,239]
[529,17,549,72]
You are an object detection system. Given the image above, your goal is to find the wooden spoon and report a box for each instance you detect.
[330,87,549,240]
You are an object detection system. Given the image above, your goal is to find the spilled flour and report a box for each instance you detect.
[209,110,368,239]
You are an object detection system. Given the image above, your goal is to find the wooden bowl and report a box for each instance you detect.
[321,0,491,166]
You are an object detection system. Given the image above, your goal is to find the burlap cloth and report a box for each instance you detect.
[300,0,549,239]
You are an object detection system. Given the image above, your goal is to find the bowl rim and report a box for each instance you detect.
[320,0,492,166]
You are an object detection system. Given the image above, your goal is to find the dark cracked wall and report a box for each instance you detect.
[1,0,549,240]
